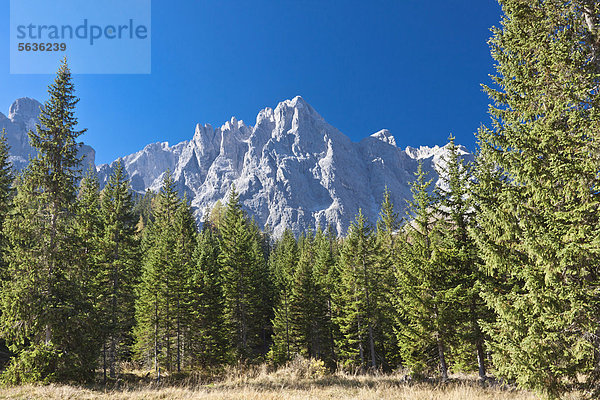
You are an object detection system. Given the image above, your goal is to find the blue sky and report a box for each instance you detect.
[0,0,502,164]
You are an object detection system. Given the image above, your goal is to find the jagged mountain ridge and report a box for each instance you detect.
[0,97,96,171]
[96,96,472,236]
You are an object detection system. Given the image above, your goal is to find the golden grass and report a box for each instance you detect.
[0,383,542,400]
[0,361,584,400]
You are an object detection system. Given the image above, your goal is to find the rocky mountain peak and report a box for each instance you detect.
[97,96,472,237]
[8,97,42,124]
[370,129,397,147]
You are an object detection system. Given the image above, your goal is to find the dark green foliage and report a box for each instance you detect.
[0,59,99,384]
[435,137,491,380]
[218,187,269,360]
[374,188,401,370]
[0,130,14,259]
[97,161,140,379]
[134,172,196,373]
[335,210,387,371]
[394,162,461,380]
[133,189,155,227]
[269,229,299,364]
[473,1,600,397]
[186,223,227,367]
[289,232,332,362]
[0,130,14,369]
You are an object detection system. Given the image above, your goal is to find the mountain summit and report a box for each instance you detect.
[2,96,470,236]
[97,96,472,236]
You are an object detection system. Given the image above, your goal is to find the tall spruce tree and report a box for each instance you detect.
[76,169,104,377]
[394,162,460,380]
[287,231,331,362]
[248,218,274,358]
[270,229,299,364]
[335,210,384,370]
[473,1,600,396]
[0,130,14,266]
[186,222,227,367]
[134,173,196,373]
[97,161,139,379]
[312,227,339,367]
[0,130,14,368]
[375,188,401,370]
[435,136,489,380]
[218,186,266,360]
[0,59,99,383]
[170,196,197,372]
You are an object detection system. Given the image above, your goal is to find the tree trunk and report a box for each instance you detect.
[285,292,290,360]
[471,299,486,381]
[327,299,337,362]
[110,242,120,378]
[109,335,116,378]
[368,323,377,370]
[437,339,448,381]
[476,339,486,382]
[356,292,365,369]
[154,293,158,374]
[362,255,377,370]
[177,297,181,373]
[103,342,107,384]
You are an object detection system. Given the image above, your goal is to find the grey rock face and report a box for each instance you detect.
[1,97,96,171]
[97,96,472,237]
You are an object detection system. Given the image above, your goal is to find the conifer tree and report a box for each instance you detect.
[394,162,459,380]
[335,211,384,370]
[186,222,227,367]
[0,130,14,263]
[436,136,488,380]
[76,168,104,377]
[312,227,339,366]
[287,231,331,362]
[218,186,266,360]
[473,1,600,396]
[270,229,299,364]
[0,130,14,368]
[0,59,99,383]
[97,160,140,379]
[375,188,401,369]
[170,196,197,372]
[248,218,274,358]
[134,173,196,373]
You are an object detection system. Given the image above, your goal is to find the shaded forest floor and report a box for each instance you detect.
[0,362,584,400]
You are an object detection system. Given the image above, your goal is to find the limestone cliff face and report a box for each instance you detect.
[97,96,472,237]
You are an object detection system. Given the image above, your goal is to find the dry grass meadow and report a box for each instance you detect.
[0,359,584,400]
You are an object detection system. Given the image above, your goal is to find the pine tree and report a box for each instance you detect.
[269,229,299,364]
[287,231,331,362]
[394,162,459,380]
[0,129,14,369]
[97,160,140,379]
[170,196,197,372]
[186,222,227,367]
[312,227,339,367]
[335,210,384,370]
[248,218,274,359]
[375,188,401,370]
[436,136,489,380]
[0,58,99,383]
[76,168,104,377]
[134,172,196,373]
[218,186,266,360]
[0,130,14,263]
[473,1,600,396]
